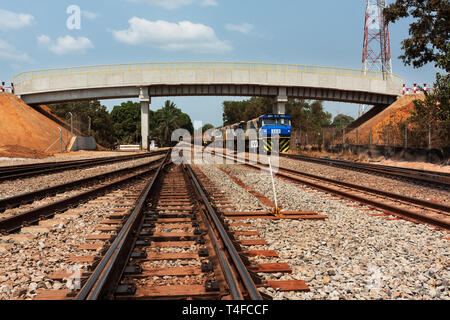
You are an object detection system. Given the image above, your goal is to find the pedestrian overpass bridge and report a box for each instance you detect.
[12,62,404,149]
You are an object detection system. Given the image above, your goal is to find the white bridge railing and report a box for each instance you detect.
[12,62,404,86]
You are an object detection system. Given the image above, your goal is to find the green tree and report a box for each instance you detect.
[48,100,115,148]
[384,0,449,71]
[384,0,449,147]
[286,99,332,132]
[332,114,355,129]
[153,100,193,147]
[410,71,450,147]
[222,97,272,125]
[222,97,331,132]
[111,101,145,145]
[202,123,215,133]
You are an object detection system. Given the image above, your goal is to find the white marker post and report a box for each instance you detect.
[268,157,282,217]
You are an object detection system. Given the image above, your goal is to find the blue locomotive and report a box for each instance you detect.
[220,114,292,153]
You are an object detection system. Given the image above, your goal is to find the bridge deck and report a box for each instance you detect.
[13,62,403,106]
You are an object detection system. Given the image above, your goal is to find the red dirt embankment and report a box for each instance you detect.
[0,93,74,158]
[347,94,425,144]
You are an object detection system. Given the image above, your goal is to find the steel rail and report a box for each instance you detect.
[0,152,159,173]
[231,154,450,214]
[281,153,450,187]
[219,153,450,230]
[0,160,164,234]
[0,150,167,182]
[0,156,165,213]
[183,164,243,300]
[242,159,450,230]
[75,151,170,300]
[185,164,263,300]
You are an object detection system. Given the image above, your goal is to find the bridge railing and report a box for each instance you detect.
[12,62,404,86]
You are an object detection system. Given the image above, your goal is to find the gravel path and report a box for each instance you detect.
[198,163,449,300]
[0,155,163,200]
[280,157,450,205]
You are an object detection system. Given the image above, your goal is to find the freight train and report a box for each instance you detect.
[205,114,292,153]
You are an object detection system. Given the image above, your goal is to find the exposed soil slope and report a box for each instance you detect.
[347,94,425,144]
[0,93,74,158]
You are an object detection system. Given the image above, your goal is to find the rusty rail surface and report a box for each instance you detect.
[74,152,261,300]
[224,153,450,230]
[281,153,450,188]
[0,157,165,234]
[0,150,167,182]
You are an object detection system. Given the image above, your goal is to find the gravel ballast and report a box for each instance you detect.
[0,155,163,200]
[280,157,450,205]
[197,163,449,300]
[0,179,149,300]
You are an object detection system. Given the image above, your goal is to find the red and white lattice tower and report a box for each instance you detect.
[359,0,393,117]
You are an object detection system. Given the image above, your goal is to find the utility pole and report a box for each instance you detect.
[58,127,62,153]
[332,129,335,147]
[342,128,345,146]
[404,122,408,149]
[428,124,431,149]
[88,116,91,136]
[68,112,73,136]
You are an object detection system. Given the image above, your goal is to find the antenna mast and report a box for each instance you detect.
[359,0,393,117]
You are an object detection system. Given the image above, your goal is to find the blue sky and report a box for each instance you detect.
[0,0,441,127]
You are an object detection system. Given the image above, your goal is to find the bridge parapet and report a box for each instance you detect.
[13,62,403,95]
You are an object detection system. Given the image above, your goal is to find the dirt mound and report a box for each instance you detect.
[0,145,49,159]
[348,94,425,145]
[35,104,108,151]
[0,93,74,158]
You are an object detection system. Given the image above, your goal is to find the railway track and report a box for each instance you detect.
[28,154,261,300]
[0,150,167,182]
[222,153,450,231]
[281,153,450,188]
[77,162,262,300]
[28,152,312,300]
[0,155,166,234]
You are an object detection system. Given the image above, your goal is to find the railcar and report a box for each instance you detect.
[216,114,292,153]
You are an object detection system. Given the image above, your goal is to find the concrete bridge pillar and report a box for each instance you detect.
[139,87,150,151]
[274,87,288,114]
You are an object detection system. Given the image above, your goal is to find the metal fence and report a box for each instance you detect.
[292,122,449,150]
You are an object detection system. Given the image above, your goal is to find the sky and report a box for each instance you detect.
[0,0,441,128]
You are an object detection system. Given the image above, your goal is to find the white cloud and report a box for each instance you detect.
[0,39,30,62]
[128,0,194,10]
[82,11,99,20]
[37,35,94,55]
[127,0,217,9]
[201,0,218,6]
[0,9,34,30]
[37,34,51,45]
[112,17,231,53]
[225,23,254,35]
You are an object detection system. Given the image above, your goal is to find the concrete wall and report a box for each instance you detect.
[14,64,403,105]
[69,136,98,152]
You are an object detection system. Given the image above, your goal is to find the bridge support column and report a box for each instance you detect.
[139,87,150,151]
[274,87,288,114]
